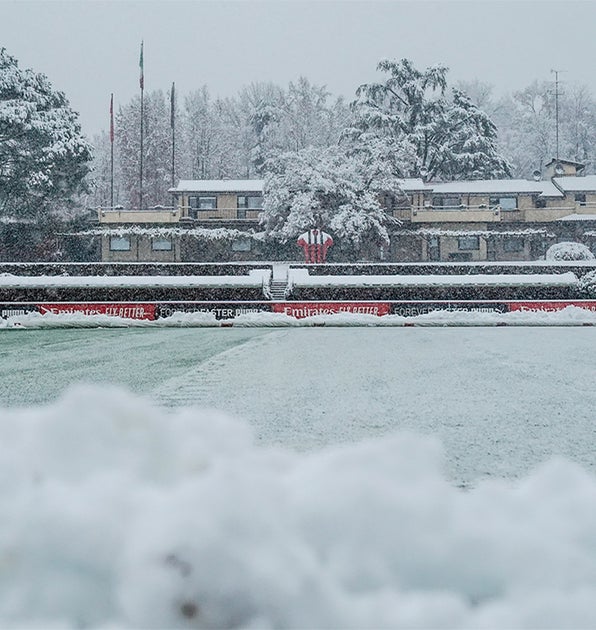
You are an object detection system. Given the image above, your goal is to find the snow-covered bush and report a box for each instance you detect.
[578,270,596,296]
[545,242,595,261]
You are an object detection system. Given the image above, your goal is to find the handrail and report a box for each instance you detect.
[99,206,177,212]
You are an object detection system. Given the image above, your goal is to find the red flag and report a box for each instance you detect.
[109,93,114,143]
[139,41,144,90]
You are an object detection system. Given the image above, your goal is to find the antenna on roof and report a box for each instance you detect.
[550,69,565,162]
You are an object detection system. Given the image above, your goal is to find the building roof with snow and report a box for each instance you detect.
[396,178,427,191]
[423,179,564,197]
[169,180,264,194]
[551,175,596,192]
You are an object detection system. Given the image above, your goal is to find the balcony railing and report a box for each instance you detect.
[98,206,179,224]
[411,204,501,223]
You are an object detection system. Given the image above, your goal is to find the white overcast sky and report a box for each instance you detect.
[2,0,596,138]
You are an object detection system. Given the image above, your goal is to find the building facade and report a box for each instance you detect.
[95,160,596,263]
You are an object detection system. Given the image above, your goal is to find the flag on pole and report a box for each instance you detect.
[109,93,114,143]
[139,41,144,90]
[170,82,175,128]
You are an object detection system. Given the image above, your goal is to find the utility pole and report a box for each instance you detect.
[139,41,144,210]
[170,82,176,187]
[551,69,565,162]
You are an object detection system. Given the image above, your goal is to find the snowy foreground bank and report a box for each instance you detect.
[3,304,596,328]
[3,384,596,629]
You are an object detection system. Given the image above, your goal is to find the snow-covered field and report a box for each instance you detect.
[2,325,596,628]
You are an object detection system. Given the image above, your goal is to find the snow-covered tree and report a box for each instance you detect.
[501,81,555,177]
[439,89,512,180]
[236,82,285,176]
[180,86,231,179]
[0,48,92,217]
[347,58,511,181]
[86,130,124,209]
[261,146,400,257]
[578,269,596,296]
[558,84,596,169]
[274,77,349,153]
[116,90,172,208]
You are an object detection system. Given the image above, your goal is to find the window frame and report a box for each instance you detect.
[188,195,218,211]
[231,238,252,252]
[457,235,480,251]
[490,195,518,211]
[109,235,131,251]
[503,237,525,253]
[237,195,263,210]
[432,195,462,209]
[151,237,173,251]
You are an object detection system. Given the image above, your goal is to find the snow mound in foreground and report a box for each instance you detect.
[2,385,596,629]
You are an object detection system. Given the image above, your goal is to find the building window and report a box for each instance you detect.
[231,238,252,252]
[458,235,480,251]
[152,238,172,251]
[109,236,131,251]
[188,195,217,210]
[575,193,587,205]
[490,196,518,210]
[237,195,263,209]
[432,195,461,208]
[237,195,262,219]
[503,237,524,252]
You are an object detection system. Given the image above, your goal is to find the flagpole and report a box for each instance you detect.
[139,41,144,210]
[170,81,176,187]
[110,93,114,210]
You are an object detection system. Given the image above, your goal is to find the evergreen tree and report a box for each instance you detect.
[348,58,511,181]
[0,48,92,217]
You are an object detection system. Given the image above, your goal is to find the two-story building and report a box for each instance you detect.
[94,159,596,263]
[390,160,596,262]
[95,180,265,263]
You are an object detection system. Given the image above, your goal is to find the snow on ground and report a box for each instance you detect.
[288,268,579,287]
[3,325,596,628]
[2,384,596,629]
[0,268,271,288]
[3,304,596,328]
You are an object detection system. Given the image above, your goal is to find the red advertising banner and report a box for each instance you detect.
[2,300,596,324]
[272,302,391,318]
[508,301,596,313]
[38,303,156,320]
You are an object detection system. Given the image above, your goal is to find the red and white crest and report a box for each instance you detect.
[297,229,333,263]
